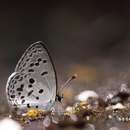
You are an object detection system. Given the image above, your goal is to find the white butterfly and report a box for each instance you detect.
[6,41,76,112]
[6,41,61,111]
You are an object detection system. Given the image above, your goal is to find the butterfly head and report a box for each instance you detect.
[56,74,77,103]
[56,93,64,102]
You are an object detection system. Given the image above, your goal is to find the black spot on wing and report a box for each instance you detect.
[21,99,25,104]
[39,89,44,94]
[24,74,28,78]
[22,63,26,67]
[9,90,13,93]
[10,90,15,94]
[33,50,37,53]
[29,78,35,84]
[18,77,23,81]
[26,58,30,62]
[21,96,25,99]
[29,53,33,57]
[16,84,24,91]
[14,81,17,84]
[21,69,25,72]
[28,69,34,72]
[35,62,39,66]
[11,95,15,98]
[37,58,42,62]
[28,84,33,88]
[36,97,39,100]
[27,90,33,96]
[43,60,47,63]
[11,85,14,89]
[41,71,48,76]
[16,87,23,91]
[30,63,34,67]
[18,92,21,95]
[7,92,10,96]
[20,84,24,88]
[32,47,35,50]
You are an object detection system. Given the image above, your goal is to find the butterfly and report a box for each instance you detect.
[6,41,61,111]
[6,41,76,113]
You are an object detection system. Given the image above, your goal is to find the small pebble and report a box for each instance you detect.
[0,118,22,130]
[75,90,99,102]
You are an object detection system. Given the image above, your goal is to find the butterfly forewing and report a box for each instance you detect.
[6,41,57,110]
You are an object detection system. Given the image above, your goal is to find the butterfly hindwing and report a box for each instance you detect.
[6,41,57,110]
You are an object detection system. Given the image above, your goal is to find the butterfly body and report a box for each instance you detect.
[6,41,58,111]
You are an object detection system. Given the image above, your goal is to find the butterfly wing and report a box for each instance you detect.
[6,41,57,110]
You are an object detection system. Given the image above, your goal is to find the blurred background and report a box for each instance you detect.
[0,1,130,114]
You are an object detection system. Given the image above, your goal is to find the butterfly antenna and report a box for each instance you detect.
[59,74,77,92]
